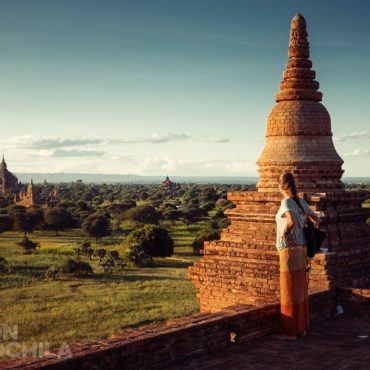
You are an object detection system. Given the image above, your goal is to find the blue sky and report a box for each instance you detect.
[0,0,369,176]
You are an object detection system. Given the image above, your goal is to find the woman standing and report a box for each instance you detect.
[275,172,320,340]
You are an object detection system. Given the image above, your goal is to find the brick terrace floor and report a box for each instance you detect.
[176,313,370,370]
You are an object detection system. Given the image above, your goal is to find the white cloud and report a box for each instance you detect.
[344,148,369,157]
[334,131,369,142]
[37,149,105,158]
[133,156,254,175]
[110,132,190,144]
[7,135,103,149]
[5,133,230,154]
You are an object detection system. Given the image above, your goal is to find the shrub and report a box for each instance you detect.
[17,236,40,252]
[93,248,107,261]
[59,259,93,276]
[116,260,127,271]
[108,250,120,260]
[210,220,219,229]
[216,199,235,210]
[99,258,115,274]
[99,254,126,272]
[217,218,231,229]
[127,244,151,266]
[202,202,215,212]
[45,267,60,280]
[192,227,220,255]
[74,240,94,260]
[213,209,226,219]
[0,257,9,274]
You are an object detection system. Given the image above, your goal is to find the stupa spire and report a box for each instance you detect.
[288,13,309,58]
[275,13,322,102]
[256,13,344,193]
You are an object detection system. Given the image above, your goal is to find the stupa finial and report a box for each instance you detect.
[275,13,322,102]
[289,13,309,59]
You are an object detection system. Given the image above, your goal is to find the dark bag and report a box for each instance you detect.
[302,218,326,258]
[293,198,326,258]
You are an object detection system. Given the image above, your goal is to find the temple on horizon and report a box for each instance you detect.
[160,175,180,191]
[0,155,59,207]
[0,155,20,194]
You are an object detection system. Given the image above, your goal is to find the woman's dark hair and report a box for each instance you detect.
[279,172,303,212]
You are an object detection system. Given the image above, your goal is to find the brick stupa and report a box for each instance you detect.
[188,14,370,313]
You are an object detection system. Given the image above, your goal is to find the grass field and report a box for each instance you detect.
[0,220,207,348]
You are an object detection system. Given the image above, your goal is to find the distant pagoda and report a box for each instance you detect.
[0,155,20,194]
[14,179,60,208]
[160,175,180,191]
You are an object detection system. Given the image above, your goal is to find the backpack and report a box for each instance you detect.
[292,197,326,258]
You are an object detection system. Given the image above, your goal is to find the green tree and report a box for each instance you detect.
[44,207,73,235]
[81,213,111,244]
[200,187,218,203]
[181,207,207,230]
[163,209,182,223]
[124,205,162,225]
[27,207,44,231]
[107,202,135,230]
[126,225,174,265]
[12,207,36,237]
[0,214,12,234]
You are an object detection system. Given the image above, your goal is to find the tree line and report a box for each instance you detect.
[0,182,255,271]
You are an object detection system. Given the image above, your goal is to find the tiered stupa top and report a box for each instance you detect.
[256,14,344,193]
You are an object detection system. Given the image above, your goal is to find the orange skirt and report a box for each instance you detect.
[278,245,309,335]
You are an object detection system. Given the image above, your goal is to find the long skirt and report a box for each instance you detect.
[278,245,309,335]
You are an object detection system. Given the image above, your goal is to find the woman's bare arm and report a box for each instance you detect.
[306,207,320,226]
[283,210,295,237]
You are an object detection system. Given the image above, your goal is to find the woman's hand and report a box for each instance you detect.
[309,215,320,227]
[280,233,295,247]
[307,209,320,227]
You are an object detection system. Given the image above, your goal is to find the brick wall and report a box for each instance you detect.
[189,190,370,312]
[1,290,337,370]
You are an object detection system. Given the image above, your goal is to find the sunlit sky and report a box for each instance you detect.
[1,0,369,176]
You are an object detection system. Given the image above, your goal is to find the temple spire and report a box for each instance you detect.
[256,13,344,193]
[1,155,6,169]
[275,13,322,102]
